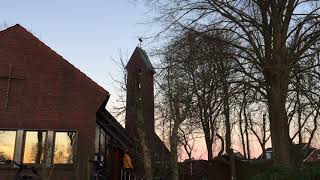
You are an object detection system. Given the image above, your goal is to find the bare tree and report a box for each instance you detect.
[150,0,320,166]
[250,113,271,159]
[158,46,193,180]
[169,30,226,160]
[178,124,201,160]
[110,52,129,121]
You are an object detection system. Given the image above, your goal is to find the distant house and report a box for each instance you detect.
[258,144,320,163]
[178,150,246,180]
[258,148,273,160]
[304,149,320,163]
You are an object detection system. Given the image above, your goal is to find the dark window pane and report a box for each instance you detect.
[95,125,100,154]
[54,132,75,164]
[23,131,46,163]
[105,134,111,156]
[100,129,105,156]
[0,131,16,160]
[105,133,111,144]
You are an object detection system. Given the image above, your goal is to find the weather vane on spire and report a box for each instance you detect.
[138,37,143,47]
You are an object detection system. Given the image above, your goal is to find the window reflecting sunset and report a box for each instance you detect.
[0,131,16,161]
[54,132,75,164]
[23,131,46,163]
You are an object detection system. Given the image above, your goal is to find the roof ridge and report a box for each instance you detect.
[137,47,155,73]
[0,24,23,33]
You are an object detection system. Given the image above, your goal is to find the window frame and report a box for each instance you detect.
[0,129,18,167]
[0,129,77,169]
[95,123,112,161]
[52,131,77,166]
[21,130,47,164]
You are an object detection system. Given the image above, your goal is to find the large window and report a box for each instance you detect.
[100,129,106,156]
[23,131,46,164]
[53,132,75,164]
[0,130,16,160]
[0,130,77,167]
[95,124,111,158]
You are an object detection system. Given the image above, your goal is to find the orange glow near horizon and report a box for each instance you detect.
[178,132,273,161]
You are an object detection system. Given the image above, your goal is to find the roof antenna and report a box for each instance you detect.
[138,37,143,47]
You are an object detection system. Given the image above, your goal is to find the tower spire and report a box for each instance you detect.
[125,47,155,138]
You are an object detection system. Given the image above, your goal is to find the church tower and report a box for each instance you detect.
[125,47,155,139]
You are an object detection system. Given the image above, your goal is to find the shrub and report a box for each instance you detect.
[249,165,320,180]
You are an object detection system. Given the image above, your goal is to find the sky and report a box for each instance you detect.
[0,0,154,111]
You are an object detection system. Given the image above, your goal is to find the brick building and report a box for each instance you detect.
[0,24,135,180]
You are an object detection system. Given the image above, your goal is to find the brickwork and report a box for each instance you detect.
[125,47,170,178]
[0,24,109,180]
[125,47,155,138]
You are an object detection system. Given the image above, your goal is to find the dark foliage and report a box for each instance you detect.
[250,165,320,180]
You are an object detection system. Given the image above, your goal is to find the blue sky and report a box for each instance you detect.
[0,0,154,110]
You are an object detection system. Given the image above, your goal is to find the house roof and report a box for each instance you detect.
[259,144,320,162]
[1,24,108,96]
[97,108,134,149]
[0,24,109,129]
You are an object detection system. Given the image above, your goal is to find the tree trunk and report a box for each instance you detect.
[222,78,236,180]
[261,143,266,159]
[219,59,237,179]
[135,70,153,180]
[244,110,250,159]
[239,116,247,158]
[297,90,302,144]
[225,99,231,156]
[169,126,179,180]
[136,108,153,180]
[230,153,237,180]
[267,71,291,166]
[216,133,225,156]
[206,139,213,160]
[245,123,250,159]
